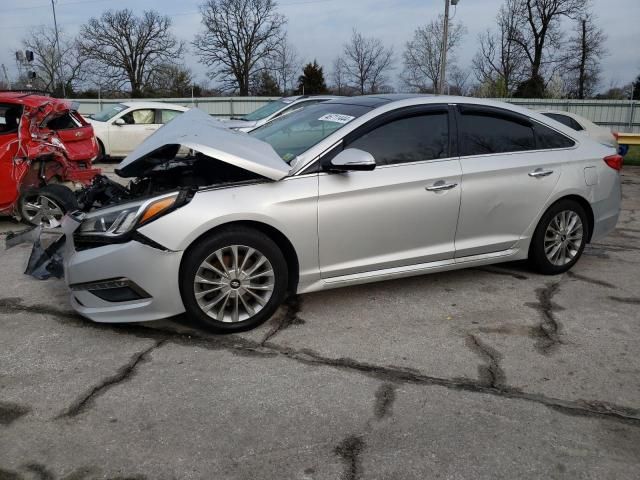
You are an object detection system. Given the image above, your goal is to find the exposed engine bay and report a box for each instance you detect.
[7,107,291,280]
[76,146,265,211]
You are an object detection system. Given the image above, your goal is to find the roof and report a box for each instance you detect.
[322,94,429,109]
[120,101,190,111]
[281,95,342,103]
[0,91,70,109]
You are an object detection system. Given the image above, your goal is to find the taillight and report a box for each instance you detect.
[604,154,623,171]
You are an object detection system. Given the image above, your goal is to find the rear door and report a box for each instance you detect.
[453,105,571,258]
[48,111,98,161]
[318,105,462,278]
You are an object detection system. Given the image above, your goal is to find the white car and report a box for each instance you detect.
[219,95,339,132]
[539,110,616,146]
[88,102,189,158]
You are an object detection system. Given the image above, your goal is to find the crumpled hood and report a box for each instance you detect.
[116,108,290,180]
[216,118,258,130]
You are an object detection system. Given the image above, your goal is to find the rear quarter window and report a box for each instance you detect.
[542,113,584,131]
[535,123,576,149]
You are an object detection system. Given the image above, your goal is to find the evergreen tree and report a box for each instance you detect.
[296,60,328,94]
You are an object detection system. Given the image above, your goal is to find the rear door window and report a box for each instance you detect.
[459,109,535,156]
[347,112,449,166]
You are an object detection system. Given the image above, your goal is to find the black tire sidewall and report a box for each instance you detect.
[529,199,588,275]
[18,184,78,225]
[180,227,288,333]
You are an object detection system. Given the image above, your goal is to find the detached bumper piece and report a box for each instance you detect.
[5,226,66,280]
[69,277,151,303]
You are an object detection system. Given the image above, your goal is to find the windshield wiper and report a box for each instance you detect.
[229,116,248,121]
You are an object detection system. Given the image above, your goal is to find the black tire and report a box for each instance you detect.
[18,184,79,227]
[180,227,289,333]
[529,199,588,275]
[96,138,106,161]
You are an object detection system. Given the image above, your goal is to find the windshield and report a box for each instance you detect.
[241,100,289,121]
[92,103,127,122]
[249,103,371,163]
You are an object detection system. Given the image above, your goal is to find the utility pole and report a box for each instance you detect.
[1,64,11,89]
[439,0,459,95]
[51,0,66,97]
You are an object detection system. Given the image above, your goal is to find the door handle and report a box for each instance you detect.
[426,182,458,192]
[528,169,554,178]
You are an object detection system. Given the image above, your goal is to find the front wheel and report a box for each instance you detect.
[18,184,79,227]
[180,227,288,333]
[529,199,588,275]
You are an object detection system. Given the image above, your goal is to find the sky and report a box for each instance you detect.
[1,0,639,92]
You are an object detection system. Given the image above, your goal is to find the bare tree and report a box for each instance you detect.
[341,30,394,95]
[77,9,184,97]
[562,14,607,98]
[448,66,471,96]
[331,57,347,95]
[472,0,527,97]
[148,64,195,97]
[193,0,286,95]
[402,15,465,93]
[266,41,301,95]
[21,26,86,95]
[509,0,585,81]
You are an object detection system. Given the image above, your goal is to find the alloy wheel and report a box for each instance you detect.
[193,245,275,323]
[544,210,584,266]
[22,195,65,228]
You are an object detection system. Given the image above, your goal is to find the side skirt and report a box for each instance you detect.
[297,248,525,294]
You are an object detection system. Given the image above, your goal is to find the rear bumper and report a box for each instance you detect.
[591,174,622,242]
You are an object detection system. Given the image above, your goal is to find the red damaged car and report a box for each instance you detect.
[0,91,101,226]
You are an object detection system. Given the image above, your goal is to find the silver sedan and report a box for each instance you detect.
[62,95,622,332]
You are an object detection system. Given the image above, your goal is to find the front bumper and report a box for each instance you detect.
[64,237,186,323]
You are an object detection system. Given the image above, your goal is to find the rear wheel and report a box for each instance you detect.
[18,184,78,228]
[180,227,288,333]
[529,199,588,275]
[96,138,106,161]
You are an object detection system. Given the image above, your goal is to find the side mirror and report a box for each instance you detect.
[328,148,376,172]
[113,118,125,126]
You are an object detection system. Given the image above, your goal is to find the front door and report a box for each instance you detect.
[318,107,462,278]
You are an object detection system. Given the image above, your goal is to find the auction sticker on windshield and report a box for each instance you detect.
[318,113,355,124]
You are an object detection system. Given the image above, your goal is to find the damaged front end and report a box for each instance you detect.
[5,213,81,280]
[8,108,292,282]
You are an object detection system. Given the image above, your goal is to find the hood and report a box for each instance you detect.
[116,108,291,181]
[216,118,258,130]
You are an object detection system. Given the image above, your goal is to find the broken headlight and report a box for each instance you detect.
[77,192,179,239]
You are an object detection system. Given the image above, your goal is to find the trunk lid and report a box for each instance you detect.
[116,108,291,181]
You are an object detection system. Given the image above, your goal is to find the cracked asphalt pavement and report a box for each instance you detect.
[1,166,639,479]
